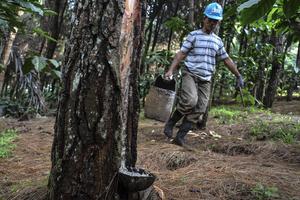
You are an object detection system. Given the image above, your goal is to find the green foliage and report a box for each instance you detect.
[210,105,273,125]
[139,73,156,101]
[0,63,4,73]
[246,106,271,114]
[238,0,300,35]
[164,17,192,38]
[23,55,61,80]
[238,0,277,25]
[210,106,244,124]
[144,50,173,71]
[164,16,193,44]
[33,27,57,42]
[236,89,256,106]
[0,0,44,34]
[251,116,300,144]
[0,98,38,118]
[32,55,47,71]
[0,129,17,158]
[251,183,279,200]
[0,0,57,43]
[283,0,300,18]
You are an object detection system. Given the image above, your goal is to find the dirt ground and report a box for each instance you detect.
[0,100,300,200]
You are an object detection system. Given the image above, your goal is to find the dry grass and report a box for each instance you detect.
[0,100,300,199]
[137,125,300,200]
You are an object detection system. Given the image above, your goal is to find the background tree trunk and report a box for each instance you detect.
[167,0,180,51]
[287,41,300,101]
[263,32,284,108]
[48,0,142,199]
[40,0,68,59]
[151,7,164,52]
[189,0,195,26]
[0,31,17,66]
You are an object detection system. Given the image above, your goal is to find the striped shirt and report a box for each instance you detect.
[180,29,229,81]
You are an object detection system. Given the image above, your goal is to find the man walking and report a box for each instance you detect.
[164,2,244,146]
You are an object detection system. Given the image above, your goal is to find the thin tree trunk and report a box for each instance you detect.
[286,41,300,101]
[255,34,268,103]
[0,8,24,64]
[167,0,180,51]
[48,0,142,199]
[40,0,68,59]
[0,29,18,92]
[150,7,164,52]
[0,31,17,66]
[141,0,165,74]
[263,32,284,108]
[255,61,266,102]
[189,0,195,26]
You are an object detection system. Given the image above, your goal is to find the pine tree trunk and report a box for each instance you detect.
[48,0,142,199]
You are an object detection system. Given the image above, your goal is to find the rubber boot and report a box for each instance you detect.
[163,110,183,138]
[173,119,192,146]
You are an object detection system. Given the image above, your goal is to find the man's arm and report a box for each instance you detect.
[223,57,244,88]
[165,51,187,79]
[223,57,241,77]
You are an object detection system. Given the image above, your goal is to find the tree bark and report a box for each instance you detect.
[263,32,284,108]
[0,31,17,66]
[150,7,164,52]
[141,0,165,74]
[167,0,180,51]
[40,0,68,59]
[0,28,18,92]
[48,0,142,199]
[255,34,268,103]
[286,41,300,101]
[189,0,195,27]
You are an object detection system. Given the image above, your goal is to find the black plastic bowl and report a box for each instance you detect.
[118,167,156,192]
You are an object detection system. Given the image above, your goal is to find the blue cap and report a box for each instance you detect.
[204,2,223,20]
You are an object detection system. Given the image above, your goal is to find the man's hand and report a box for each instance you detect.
[164,51,187,80]
[236,75,244,88]
[164,70,173,80]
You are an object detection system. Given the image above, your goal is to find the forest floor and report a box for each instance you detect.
[0,100,300,200]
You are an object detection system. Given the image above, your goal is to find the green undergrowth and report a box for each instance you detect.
[251,183,279,200]
[210,107,242,124]
[210,105,300,144]
[250,115,300,144]
[210,105,268,124]
[0,129,17,158]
